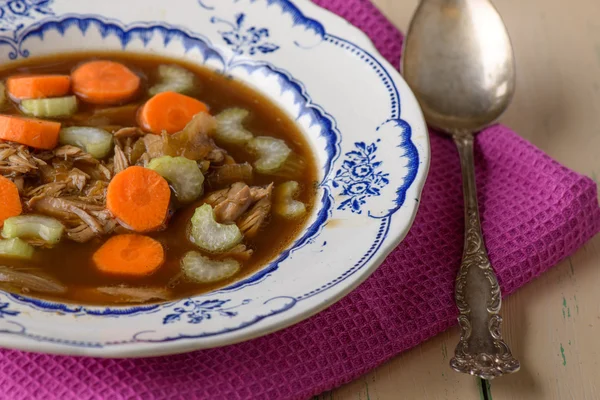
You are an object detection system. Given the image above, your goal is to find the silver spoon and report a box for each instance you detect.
[402,0,520,379]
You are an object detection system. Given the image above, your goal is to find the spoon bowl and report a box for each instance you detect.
[402,0,516,134]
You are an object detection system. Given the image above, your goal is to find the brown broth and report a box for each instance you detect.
[0,52,318,305]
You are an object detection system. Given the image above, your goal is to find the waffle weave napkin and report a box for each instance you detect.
[1,1,599,399]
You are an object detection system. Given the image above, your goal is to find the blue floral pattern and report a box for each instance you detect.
[0,0,54,58]
[332,141,390,214]
[0,302,19,318]
[0,0,53,39]
[163,299,250,325]
[211,13,279,56]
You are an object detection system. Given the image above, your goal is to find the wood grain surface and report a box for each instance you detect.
[316,0,600,398]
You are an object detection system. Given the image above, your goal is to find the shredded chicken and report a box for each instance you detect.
[204,182,273,237]
[212,182,252,223]
[113,145,129,174]
[66,168,90,192]
[113,127,145,139]
[205,183,272,208]
[60,197,105,211]
[222,244,254,262]
[67,224,97,243]
[25,182,66,198]
[143,135,164,159]
[97,164,112,181]
[84,180,109,199]
[138,152,152,167]
[250,183,274,202]
[237,197,272,238]
[203,188,229,206]
[54,145,98,164]
[128,139,147,165]
[0,143,45,176]
[12,176,24,193]
[28,196,77,221]
[27,196,108,238]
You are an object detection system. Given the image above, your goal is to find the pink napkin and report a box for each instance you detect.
[1,1,599,399]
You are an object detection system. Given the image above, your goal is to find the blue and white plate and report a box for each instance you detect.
[0,0,429,357]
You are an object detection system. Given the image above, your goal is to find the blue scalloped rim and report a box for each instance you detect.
[0,0,422,347]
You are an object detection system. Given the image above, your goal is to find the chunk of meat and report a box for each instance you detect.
[237,197,272,238]
[113,127,145,139]
[6,153,37,171]
[66,168,90,192]
[212,182,253,223]
[128,139,147,165]
[250,183,273,202]
[72,162,111,182]
[204,183,270,203]
[67,214,119,243]
[66,206,104,234]
[28,196,76,221]
[25,182,66,198]
[203,187,228,206]
[90,209,119,234]
[0,143,16,161]
[54,145,98,164]
[97,163,112,181]
[45,159,71,183]
[67,224,97,243]
[60,197,105,211]
[84,180,108,200]
[39,163,58,183]
[0,143,45,175]
[143,134,164,158]
[138,152,151,167]
[220,243,254,262]
[12,176,24,193]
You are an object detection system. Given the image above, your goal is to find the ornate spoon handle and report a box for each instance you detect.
[449,134,520,380]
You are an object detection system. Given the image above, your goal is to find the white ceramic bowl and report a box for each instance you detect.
[0,0,429,357]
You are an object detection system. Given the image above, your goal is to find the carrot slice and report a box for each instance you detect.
[138,91,208,134]
[7,75,70,100]
[0,115,60,149]
[106,166,170,232]
[71,60,141,105]
[0,176,22,227]
[93,234,165,276]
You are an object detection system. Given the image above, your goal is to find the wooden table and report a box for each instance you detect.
[317,0,600,398]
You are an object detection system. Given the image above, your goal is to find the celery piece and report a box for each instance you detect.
[149,64,195,96]
[59,126,113,159]
[147,155,204,203]
[2,215,65,245]
[247,136,291,174]
[273,181,306,219]
[189,204,242,253]
[181,251,240,283]
[215,108,253,145]
[0,238,34,259]
[21,95,77,118]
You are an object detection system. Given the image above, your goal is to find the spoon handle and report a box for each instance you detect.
[450,134,520,379]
